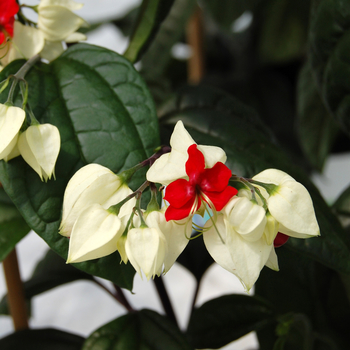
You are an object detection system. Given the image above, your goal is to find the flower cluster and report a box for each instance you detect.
[0,0,87,68]
[59,120,320,289]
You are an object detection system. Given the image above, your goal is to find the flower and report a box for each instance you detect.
[0,104,25,160]
[146,120,227,186]
[38,0,87,43]
[203,170,320,291]
[144,208,191,273]
[0,21,44,67]
[59,164,136,237]
[164,144,237,221]
[67,203,124,263]
[18,123,60,181]
[253,169,320,238]
[125,225,167,280]
[0,0,19,45]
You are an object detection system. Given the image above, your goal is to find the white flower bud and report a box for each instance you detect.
[18,123,60,182]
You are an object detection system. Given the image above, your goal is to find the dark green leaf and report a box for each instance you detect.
[309,0,350,136]
[0,328,84,350]
[124,0,176,63]
[141,0,196,78]
[186,294,275,349]
[83,309,193,350]
[297,61,339,171]
[0,43,160,289]
[176,234,213,282]
[273,313,313,350]
[333,184,350,218]
[0,188,30,262]
[159,85,350,275]
[257,0,310,63]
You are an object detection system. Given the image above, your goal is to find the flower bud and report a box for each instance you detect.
[60,163,136,237]
[253,169,320,238]
[67,203,124,263]
[18,123,60,182]
[125,226,167,280]
[0,104,25,160]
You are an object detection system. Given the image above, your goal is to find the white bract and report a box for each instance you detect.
[67,203,124,263]
[125,225,167,280]
[146,120,227,185]
[59,164,135,237]
[38,0,87,42]
[18,123,60,181]
[253,169,320,238]
[0,104,25,160]
[0,21,44,67]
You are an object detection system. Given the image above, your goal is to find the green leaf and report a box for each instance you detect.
[158,85,350,275]
[273,313,314,350]
[0,328,84,350]
[256,0,310,63]
[141,0,196,78]
[0,43,160,289]
[176,234,213,282]
[333,184,350,218]
[186,294,275,349]
[0,188,30,262]
[297,61,339,171]
[124,0,176,63]
[83,309,194,350]
[308,0,350,136]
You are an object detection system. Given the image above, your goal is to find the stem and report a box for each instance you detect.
[15,54,40,80]
[153,276,178,327]
[2,248,29,330]
[186,5,205,84]
[113,284,134,312]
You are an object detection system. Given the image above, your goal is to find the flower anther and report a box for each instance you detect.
[164,144,237,221]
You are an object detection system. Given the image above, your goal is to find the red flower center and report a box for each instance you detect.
[164,144,238,221]
[0,0,19,45]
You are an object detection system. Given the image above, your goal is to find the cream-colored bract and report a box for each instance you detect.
[67,203,124,263]
[0,22,45,67]
[0,104,25,160]
[59,164,135,237]
[125,226,167,280]
[18,123,60,182]
[253,169,320,238]
[38,0,88,42]
[146,120,227,185]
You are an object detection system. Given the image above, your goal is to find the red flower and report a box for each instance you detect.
[273,232,289,248]
[164,144,237,221]
[0,0,19,44]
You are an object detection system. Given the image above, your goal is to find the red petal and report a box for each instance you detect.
[0,0,19,25]
[200,162,232,192]
[274,232,289,248]
[165,197,199,221]
[203,186,237,211]
[164,179,195,208]
[186,144,205,185]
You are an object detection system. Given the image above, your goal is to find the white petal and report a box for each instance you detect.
[25,124,60,180]
[265,247,279,271]
[60,171,124,236]
[18,131,43,179]
[3,140,20,162]
[67,204,122,263]
[268,180,320,238]
[203,214,272,291]
[253,168,295,185]
[40,40,65,61]
[0,105,25,159]
[65,32,87,43]
[145,209,190,273]
[197,145,227,168]
[125,227,166,279]
[39,0,84,11]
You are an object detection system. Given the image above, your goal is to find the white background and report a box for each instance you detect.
[1,1,350,349]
